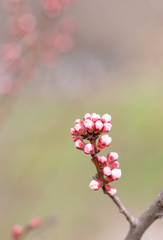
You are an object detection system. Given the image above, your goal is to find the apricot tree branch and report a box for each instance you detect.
[91,138,136,227]
[125,190,163,240]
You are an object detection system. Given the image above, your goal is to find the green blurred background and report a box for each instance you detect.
[0,0,163,239]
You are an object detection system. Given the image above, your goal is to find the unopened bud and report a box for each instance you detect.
[103,166,112,176]
[84,143,95,154]
[107,152,119,163]
[111,169,122,180]
[74,123,86,135]
[83,119,94,132]
[101,114,111,123]
[97,135,112,150]
[102,123,112,133]
[75,139,85,150]
[94,120,103,132]
[89,179,103,190]
[105,185,117,196]
[83,113,91,121]
[91,113,101,122]
[110,161,119,170]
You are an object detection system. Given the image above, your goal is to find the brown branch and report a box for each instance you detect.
[103,190,137,227]
[90,138,163,239]
[125,190,163,240]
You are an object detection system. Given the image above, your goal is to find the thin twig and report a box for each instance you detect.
[91,138,136,227]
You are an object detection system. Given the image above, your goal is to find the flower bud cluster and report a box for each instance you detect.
[12,217,42,239]
[70,113,121,196]
[70,113,112,154]
[90,152,121,196]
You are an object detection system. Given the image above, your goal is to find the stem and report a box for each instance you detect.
[125,191,163,240]
[90,137,136,226]
[105,193,137,227]
[91,138,104,182]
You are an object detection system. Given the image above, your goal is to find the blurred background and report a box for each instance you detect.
[0,0,163,239]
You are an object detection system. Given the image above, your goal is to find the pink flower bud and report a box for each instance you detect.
[107,152,119,163]
[94,120,103,132]
[89,179,103,190]
[110,161,119,170]
[101,114,111,123]
[91,113,101,122]
[29,217,42,228]
[102,123,112,133]
[83,119,94,132]
[74,123,86,135]
[97,135,112,150]
[83,113,91,121]
[70,127,77,135]
[12,225,23,239]
[75,139,85,150]
[84,143,95,154]
[105,185,117,196]
[111,169,122,180]
[103,166,112,176]
[98,156,107,164]
[75,119,83,124]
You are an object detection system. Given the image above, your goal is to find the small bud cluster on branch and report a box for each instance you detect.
[70,113,122,196]
[71,113,163,240]
[12,217,42,239]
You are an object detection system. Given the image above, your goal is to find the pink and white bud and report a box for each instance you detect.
[110,161,119,170]
[75,139,85,150]
[98,156,107,164]
[84,143,95,154]
[94,120,103,132]
[91,113,101,122]
[103,166,112,176]
[29,217,42,228]
[83,119,94,132]
[97,135,112,150]
[70,127,77,135]
[74,123,86,135]
[83,113,91,121]
[12,225,23,239]
[102,123,112,133]
[75,119,83,125]
[111,169,122,180]
[105,185,117,196]
[107,152,119,163]
[101,114,111,123]
[89,179,103,191]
